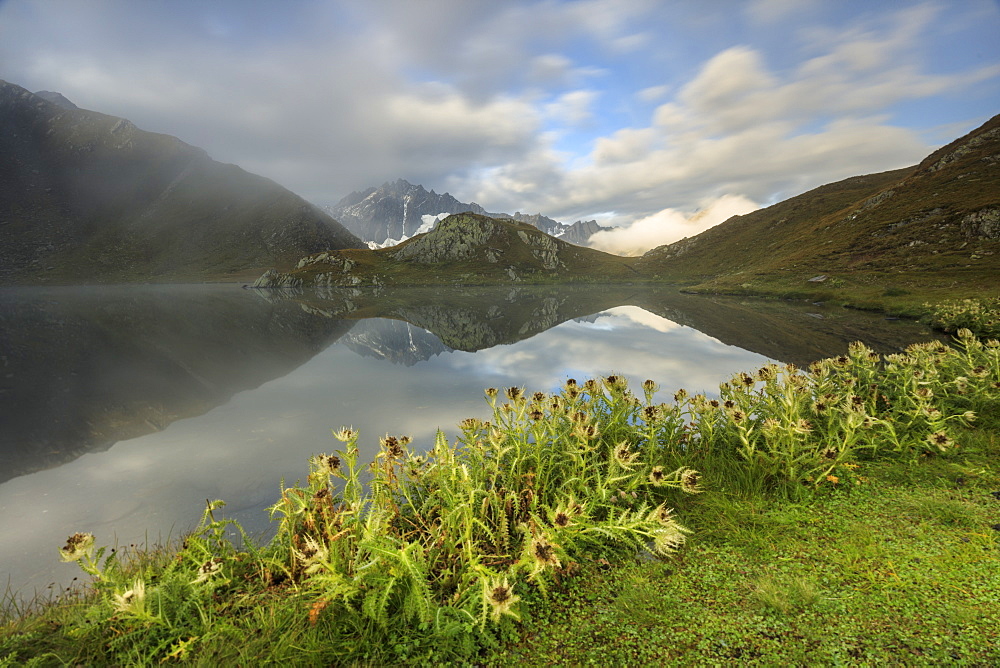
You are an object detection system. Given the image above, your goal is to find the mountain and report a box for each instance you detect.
[637,114,1000,304]
[325,179,602,246]
[253,212,640,287]
[0,80,362,285]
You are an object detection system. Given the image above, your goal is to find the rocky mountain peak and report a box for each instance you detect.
[33,90,78,110]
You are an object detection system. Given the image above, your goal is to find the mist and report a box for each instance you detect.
[586,195,760,256]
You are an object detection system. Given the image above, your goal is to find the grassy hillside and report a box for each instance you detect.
[637,114,1000,311]
[254,213,642,287]
[0,80,361,285]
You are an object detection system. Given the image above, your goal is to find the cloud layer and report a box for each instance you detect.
[1,0,997,235]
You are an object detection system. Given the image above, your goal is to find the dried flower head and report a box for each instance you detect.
[673,388,689,402]
[311,454,341,477]
[926,431,955,452]
[613,442,639,469]
[529,535,561,571]
[59,532,95,563]
[529,409,544,421]
[649,465,666,486]
[679,467,702,494]
[505,386,523,401]
[484,575,521,622]
[332,427,355,442]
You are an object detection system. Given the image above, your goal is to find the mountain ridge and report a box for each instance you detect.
[0,80,362,285]
[325,178,602,246]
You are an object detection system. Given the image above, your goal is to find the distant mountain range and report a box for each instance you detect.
[258,113,999,306]
[253,212,640,288]
[0,80,361,285]
[324,179,603,246]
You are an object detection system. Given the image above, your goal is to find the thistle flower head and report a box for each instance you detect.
[529,535,561,570]
[379,435,405,459]
[613,442,639,469]
[332,427,356,442]
[679,467,702,494]
[192,558,224,585]
[673,388,689,402]
[112,578,147,615]
[59,532,95,563]
[926,431,955,452]
[311,454,341,477]
[643,404,663,423]
[484,575,521,622]
[648,465,666,486]
[529,409,544,421]
[505,386,523,401]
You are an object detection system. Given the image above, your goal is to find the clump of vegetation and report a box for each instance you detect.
[924,297,1000,337]
[2,328,999,665]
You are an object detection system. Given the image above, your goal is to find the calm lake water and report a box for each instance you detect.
[0,284,943,599]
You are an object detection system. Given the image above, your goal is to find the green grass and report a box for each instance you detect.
[491,440,1000,665]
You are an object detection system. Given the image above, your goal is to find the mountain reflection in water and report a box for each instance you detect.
[0,284,942,598]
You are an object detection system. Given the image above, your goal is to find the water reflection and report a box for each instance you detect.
[0,284,942,598]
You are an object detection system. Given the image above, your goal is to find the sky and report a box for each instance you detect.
[2,0,999,253]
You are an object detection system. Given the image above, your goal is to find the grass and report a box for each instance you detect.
[2,308,1000,666]
[491,441,1000,665]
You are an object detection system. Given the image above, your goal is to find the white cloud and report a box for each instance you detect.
[587,195,760,256]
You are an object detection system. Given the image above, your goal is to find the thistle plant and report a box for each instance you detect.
[47,312,1000,664]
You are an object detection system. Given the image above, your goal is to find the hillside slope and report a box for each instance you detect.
[638,114,1000,302]
[253,213,640,287]
[0,80,361,284]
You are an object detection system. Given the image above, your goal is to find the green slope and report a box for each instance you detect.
[637,114,1000,307]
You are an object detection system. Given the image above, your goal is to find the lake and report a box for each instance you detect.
[0,284,943,600]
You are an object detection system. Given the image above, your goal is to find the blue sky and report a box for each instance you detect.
[2,0,998,252]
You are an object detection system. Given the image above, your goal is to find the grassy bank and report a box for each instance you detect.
[2,305,999,666]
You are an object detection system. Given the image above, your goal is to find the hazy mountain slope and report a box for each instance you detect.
[253,213,640,287]
[0,80,362,284]
[326,179,602,246]
[637,114,1000,298]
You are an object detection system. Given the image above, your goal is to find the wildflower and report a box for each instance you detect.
[571,411,589,424]
[679,467,702,494]
[821,447,839,460]
[112,578,146,615]
[971,365,988,378]
[728,409,747,424]
[332,427,355,442]
[311,454,341,476]
[565,378,577,388]
[584,379,599,394]
[813,400,829,414]
[379,435,405,459]
[643,405,663,422]
[529,409,544,421]
[59,532,95,563]
[528,534,561,572]
[613,442,639,469]
[926,431,955,452]
[737,372,755,387]
[549,396,563,412]
[708,399,721,409]
[505,386,523,401]
[532,391,547,403]
[963,411,977,422]
[192,558,224,585]
[826,475,840,484]
[953,377,969,394]
[294,535,329,575]
[484,575,521,622]
[575,424,600,440]
[648,504,691,555]
[673,388,689,402]
[649,465,666,486]
[794,419,813,434]
[485,387,499,399]
[723,400,736,409]
[460,417,484,431]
